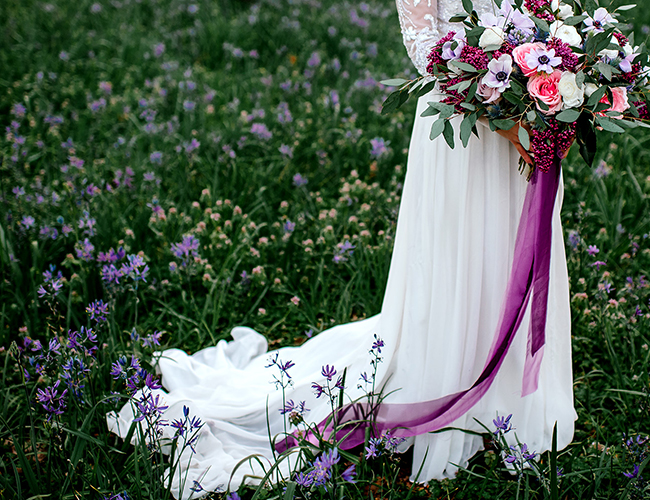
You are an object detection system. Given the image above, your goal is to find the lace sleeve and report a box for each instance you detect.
[395,0,440,76]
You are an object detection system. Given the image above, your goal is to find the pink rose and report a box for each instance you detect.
[477,81,502,103]
[512,42,546,77]
[599,87,630,117]
[527,70,563,115]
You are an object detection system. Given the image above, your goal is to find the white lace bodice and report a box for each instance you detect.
[396,0,497,75]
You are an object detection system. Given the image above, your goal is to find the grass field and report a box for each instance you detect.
[1,0,650,498]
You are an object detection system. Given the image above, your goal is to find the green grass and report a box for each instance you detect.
[0,0,649,498]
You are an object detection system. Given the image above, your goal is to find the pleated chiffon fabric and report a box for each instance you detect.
[108,92,577,498]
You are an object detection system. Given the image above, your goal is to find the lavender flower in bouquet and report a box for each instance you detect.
[382,0,650,174]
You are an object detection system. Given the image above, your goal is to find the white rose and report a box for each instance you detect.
[584,83,599,97]
[558,72,585,108]
[549,21,582,47]
[479,26,504,50]
[551,0,574,18]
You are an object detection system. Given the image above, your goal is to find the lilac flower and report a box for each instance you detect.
[283,220,296,233]
[12,186,25,198]
[369,137,389,158]
[150,151,163,164]
[90,98,107,113]
[86,300,109,323]
[101,264,123,284]
[133,393,169,422]
[36,380,68,420]
[592,261,607,271]
[120,254,149,282]
[21,216,35,228]
[312,382,325,398]
[568,230,581,250]
[525,46,562,74]
[184,138,200,153]
[493,413,513,435]
[190,481,204,493]
[226,493,241,500]
[98,247,126,263]
[279,144,294,159]
[251,123,272,140]
[583,8,615,34]
[141,331,162,349]
[183,100,196,111]
[59,51,70,61]
[307,52,321,67]
[294,471,313,487]
[341,464,356,483]
[154,43,165,57]
[588,245,600,256]
[12,103,26,118]
[365,439,380,459]
[78,213,96,236]
[75,238,95,262]
[292,173,307,186]
[99,81,112,94]
[623,464,640,479]
[90,3,102,13]
[171,234,200,266]
[321,364,336,381]
[371,337,384,353]
[483,54,513,91]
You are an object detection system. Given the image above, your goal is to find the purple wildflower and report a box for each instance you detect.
[321,364,336,381]
[292,173,307,186]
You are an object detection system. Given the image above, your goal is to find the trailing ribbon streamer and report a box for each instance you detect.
[277,159,561,453]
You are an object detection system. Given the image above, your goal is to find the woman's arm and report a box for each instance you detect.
[395,0,440,76]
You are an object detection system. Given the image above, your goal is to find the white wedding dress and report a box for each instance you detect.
[108,1,576,497]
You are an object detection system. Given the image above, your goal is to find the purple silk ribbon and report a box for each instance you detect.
[277,159,562,453]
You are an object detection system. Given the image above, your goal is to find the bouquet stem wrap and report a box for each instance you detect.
[277,159,562,451]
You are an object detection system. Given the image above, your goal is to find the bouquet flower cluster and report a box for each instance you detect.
[383,0,650,172]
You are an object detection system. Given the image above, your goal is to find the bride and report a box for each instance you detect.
[109,0,576,497]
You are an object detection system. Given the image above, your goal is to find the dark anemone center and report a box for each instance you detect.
[593,20,602,28]
[538,55,550,65]
[496,71,508,81]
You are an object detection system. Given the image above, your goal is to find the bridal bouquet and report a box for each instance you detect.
[382,0,650,172]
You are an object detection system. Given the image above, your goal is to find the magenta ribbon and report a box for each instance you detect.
[277,160,562,453]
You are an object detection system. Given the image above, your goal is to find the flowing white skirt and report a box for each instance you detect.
[108,93,577,498]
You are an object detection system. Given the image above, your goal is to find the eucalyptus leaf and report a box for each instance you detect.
[576,70,585,88]
[449,60,478,73]
[420,105,441,118]
[467,81,478,101]
[493,119,516,130]
[462,0,474,14]
[587,85,607,107]
[380,78,408,87]
[596,116,625,133]
[460,102,476,110]
[460,115,474,147]
[531,16,550,33]
[449,13,468,22]
[564,15,588,25]
[443,119,455,148]
[429,118,446,140]
[527,110,537,122]
[596,62,613,81]
[617,4,636,11]
[518,125,530,150]
[556,108,581,123]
